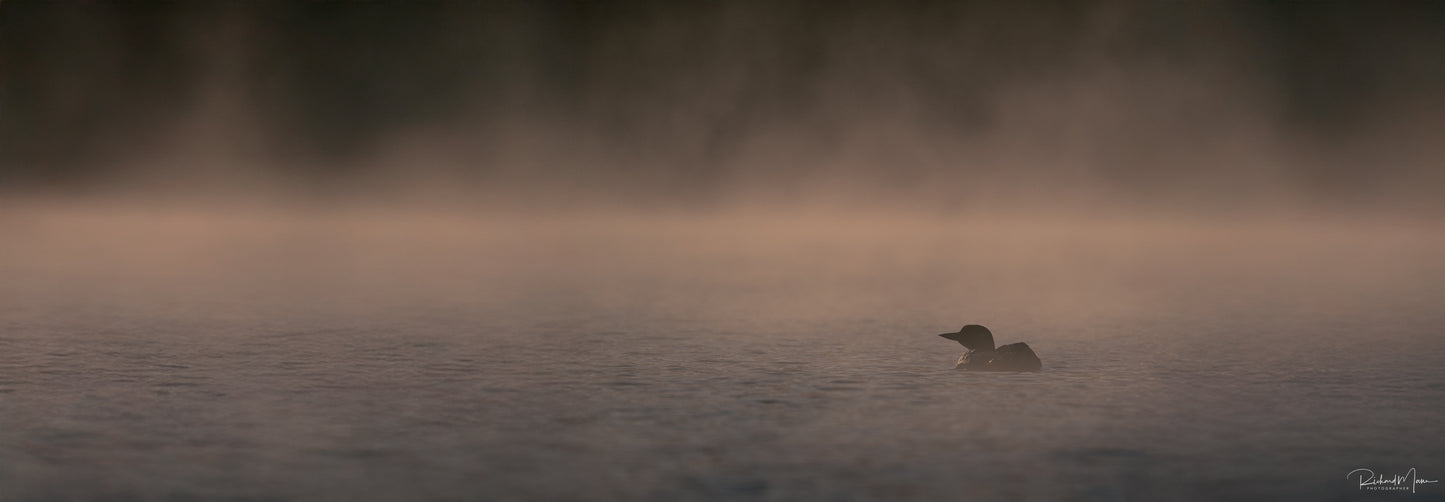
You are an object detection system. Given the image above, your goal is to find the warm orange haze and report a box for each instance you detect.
[2,2,1444,500]
[5,201,1441,328]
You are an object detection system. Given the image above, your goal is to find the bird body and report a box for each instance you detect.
[938,325,1042,372]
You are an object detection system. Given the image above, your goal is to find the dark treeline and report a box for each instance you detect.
[2,2,1443,211]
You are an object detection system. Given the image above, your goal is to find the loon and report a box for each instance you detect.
[938,324,1042,372]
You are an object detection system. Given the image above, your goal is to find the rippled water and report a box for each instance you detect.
[2,210,1443,501]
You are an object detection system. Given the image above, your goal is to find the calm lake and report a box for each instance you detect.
[2,208,1442,501]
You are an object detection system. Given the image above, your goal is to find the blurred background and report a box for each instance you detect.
[3,1,1443,215]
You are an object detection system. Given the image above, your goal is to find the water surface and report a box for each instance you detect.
[2,209,1442,501]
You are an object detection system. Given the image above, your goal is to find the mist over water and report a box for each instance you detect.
[2,2,1444,501]
[3,205,1444,501]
